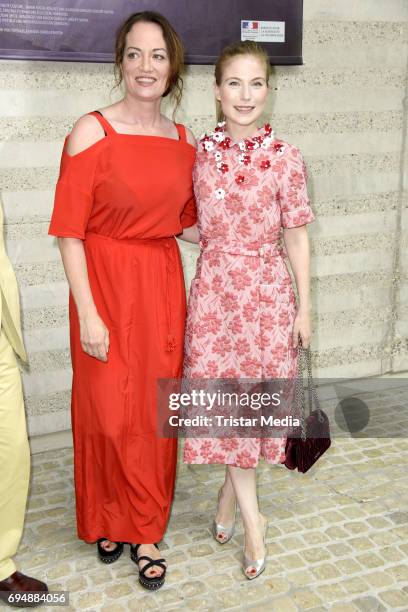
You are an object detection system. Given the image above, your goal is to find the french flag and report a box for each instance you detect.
[243,21,259,30]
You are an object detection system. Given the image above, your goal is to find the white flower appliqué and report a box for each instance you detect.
[214,188,226,200]
[204,141,215,152]
[213,132,225,143]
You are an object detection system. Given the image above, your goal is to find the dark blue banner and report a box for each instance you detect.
[0,0,303,64]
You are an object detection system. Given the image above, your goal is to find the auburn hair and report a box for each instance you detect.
[114,11,185,110]
[214,40,271,122]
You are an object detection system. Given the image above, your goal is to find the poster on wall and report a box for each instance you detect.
[0,0,303,65]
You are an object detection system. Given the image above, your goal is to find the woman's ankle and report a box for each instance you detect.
[243,512,265,531]
[221,480,237,502]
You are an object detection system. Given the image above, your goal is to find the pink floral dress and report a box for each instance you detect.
[183,122,315,468]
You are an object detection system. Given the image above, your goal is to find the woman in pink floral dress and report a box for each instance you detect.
[183,41,315,579]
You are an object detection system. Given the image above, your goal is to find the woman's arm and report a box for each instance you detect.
[282,225,312,349]
[177,127,199,244]
[58,238,109,361]
[179,128,199,244]
[56,114,109,361]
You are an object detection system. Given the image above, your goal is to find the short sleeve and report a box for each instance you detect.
[180,194,197,229]
[48,136,101,239]
[278,144,315,229]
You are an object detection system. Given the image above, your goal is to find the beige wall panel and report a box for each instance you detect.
[22,369,71,397]
[292,131,402,155]
[309,171,400,199]
[309,212,396,238]
[2,190,54,219]
[0,90,118,116]
[304,0,408,21]
[20,283,68,310]
[311,251,394,276]
[5,237,60,264]
[23,327,69,354]
[0,142,62,168]
[304,43,408,69]
[27,411,71,437]
[316,360,391,378]
[314,285,393,313]
[314,322,390,351]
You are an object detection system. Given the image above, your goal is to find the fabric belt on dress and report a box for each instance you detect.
[199,237,286,259]
[85,232,178,353]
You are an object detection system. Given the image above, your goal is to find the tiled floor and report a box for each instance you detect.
[6,431,408,611]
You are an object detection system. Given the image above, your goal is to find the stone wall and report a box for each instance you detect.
[0,0,407,437]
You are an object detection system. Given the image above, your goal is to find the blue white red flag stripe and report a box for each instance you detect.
[242,21,259,30]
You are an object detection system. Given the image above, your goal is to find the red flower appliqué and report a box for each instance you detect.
[218,162,229,174]
[219,137,231,150]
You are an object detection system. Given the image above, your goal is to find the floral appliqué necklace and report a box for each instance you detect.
[200,121,285,200]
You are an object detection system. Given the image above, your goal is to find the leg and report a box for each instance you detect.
[227,465,267,578]
[0,327,30,581]
[215,465,237,527]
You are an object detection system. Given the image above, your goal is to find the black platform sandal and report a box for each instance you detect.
[130,543,166,590]
[97,539,124,564]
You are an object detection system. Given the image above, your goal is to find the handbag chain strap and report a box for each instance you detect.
[295,345,324,441]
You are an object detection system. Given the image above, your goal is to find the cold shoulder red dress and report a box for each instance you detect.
[49,111,196,544]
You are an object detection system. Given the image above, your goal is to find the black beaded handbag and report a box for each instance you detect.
[284,344,331,473]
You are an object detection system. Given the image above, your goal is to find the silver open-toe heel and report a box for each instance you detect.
[243,515,268,580]
[212,487,237,544]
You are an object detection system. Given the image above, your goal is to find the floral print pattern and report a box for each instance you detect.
[183,124,315,468]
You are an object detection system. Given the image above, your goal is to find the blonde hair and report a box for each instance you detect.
[214,40,271,122]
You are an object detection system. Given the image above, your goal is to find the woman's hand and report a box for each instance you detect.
[79,312,110,361]
[292,307,312,349]
[57,238,109,361]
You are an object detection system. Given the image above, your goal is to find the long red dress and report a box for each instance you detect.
[49,111,196,543]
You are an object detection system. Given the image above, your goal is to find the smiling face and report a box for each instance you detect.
[214,54,269,129]
[121,21,170,101]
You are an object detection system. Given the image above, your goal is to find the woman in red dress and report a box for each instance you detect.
[48,12,198,590]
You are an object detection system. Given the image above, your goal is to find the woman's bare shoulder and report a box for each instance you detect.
[66,113,106,156]
[185,127,197,147]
